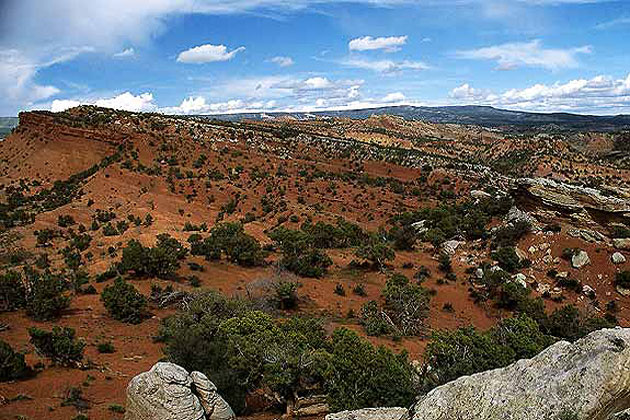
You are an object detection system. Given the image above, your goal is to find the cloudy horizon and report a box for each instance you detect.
[1,0,629,116]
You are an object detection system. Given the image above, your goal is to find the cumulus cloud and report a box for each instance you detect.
[341,57,429,74]
[0,48,98,112]
[162,96,279,115]
[177,44,245,63]
[455,40,592,71]
[269,56,294,67]
[113,48,135,58]
[303,77,333,89]
[382,92,406,102]
[449,83,496,101]
[449,73,630,113]
[349,36,408,52]
[50,92,157,112]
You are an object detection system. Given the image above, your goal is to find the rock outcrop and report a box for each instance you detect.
[613,252,627,264]
[516,178,630,214]
[571,249,591,268]
[410,328,630,420]
[125,362,235,420]
[326,408,409,420]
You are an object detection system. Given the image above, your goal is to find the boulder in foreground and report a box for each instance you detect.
[326,407,409,420]
[411,328,630,420]
[125,362,235,420]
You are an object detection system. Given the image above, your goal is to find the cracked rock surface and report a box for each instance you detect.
[125,362,235,420]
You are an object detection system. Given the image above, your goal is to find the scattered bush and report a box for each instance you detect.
[119,235,185,279]
[159,291,414,414]
[24,270,70,321]
[381,274,431,336]
[101,278,147,324]
[57,215,76,228]
[190,223,265,267]
[97,341,115,354]
[421,315,554,392]
[361,301,392,336]
[0,340,31,381]
[318,328,415,412]
[615,271,630,290]
[29,326,85,367]
[0,271,26,312]
[334,284,346,296]
[492,220,531,249]
[544,305,615,342]
[272,281,299,309]
[492,247,521,272]
[355,233,395,269]
[269,228,332,277]
[352,283,367,297]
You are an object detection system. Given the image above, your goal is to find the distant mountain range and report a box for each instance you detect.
[205,105,630,132]
[0,117,18,139]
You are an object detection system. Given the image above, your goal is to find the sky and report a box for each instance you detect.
[0,0,629,116]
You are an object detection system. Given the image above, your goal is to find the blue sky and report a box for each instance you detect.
[1,0,629,116]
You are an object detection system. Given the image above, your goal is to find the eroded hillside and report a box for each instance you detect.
[0,106,629,419]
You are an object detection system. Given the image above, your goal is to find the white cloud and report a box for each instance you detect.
[177,44,245,63]
[349,36,408,52]
[382,92,406,102]
[50,92,157,113]
[0,49,73,110]
[50,99,81,112]
[269,56,294,67]
[595,17,630,30]
[450,83,496,101]
[341,57,429,73]
[455,40,592,71]
[303,77,333,89]
[113,48,135,58]
[449,73,630,113]
[162,96,280,115]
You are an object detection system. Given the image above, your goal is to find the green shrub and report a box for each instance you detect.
[24,271,70,321]
[101,278,147,324]
[0,271,26,312]
[270,227,332,277]
[273,281,299,309]
[102,223,118,236]
[615,271,630,290]
[300,218,367,249]
[492,220,531,249]
[388,224,418,251]
[317,328,415,412]
[438,253,452,273]
[108,404,125,413]
[57,215,76,228]
[492,247,521,272]
[352,283,367,297]
[360,301,392,336]
[29,326,85,366]
[0,340,31,381]
[355,233,395,269]
[97,341,115,354]
[190,223,265,267]
[119,235,184,279]
[159,292,321,413]
[421,315,554,392]
[544,305,615,342]
[381,274,431,336]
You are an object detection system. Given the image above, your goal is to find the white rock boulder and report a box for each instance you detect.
[411,328,630,420]
[572,250,591,269]
[125,362,235,420]
[613,252,627,264]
